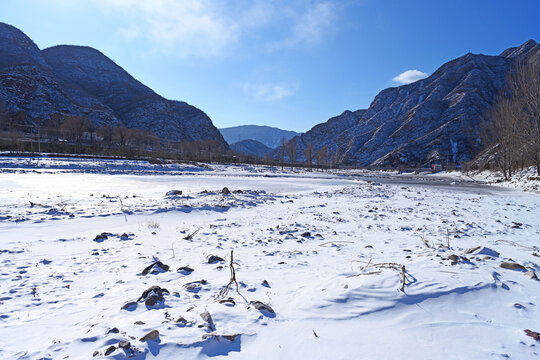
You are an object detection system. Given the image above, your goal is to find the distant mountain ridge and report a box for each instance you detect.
[278,39,539,167]
[220,125,300,149]
[0,22,227,147]
[230,139,272,158]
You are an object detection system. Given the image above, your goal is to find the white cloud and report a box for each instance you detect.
[392,70,428,84]
[93,0,340,58]
[243,82,297,102]
[268,2,335,51]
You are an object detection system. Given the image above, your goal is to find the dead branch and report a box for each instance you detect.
[348,261,407,292]
[184,227,200,240]
[218,250,239,299]
[319,241,354,247]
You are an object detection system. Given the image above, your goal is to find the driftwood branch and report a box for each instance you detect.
[347,261,407,292]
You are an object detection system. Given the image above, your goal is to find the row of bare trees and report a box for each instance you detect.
[481,59,540,178]
[278,136,335,171]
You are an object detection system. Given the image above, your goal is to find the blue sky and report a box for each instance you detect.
[1,0,539,132]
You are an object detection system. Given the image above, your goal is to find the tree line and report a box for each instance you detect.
[479,59,540,178]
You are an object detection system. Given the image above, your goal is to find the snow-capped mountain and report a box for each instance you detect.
[0,22,227,146]
[278,40,539,167]
[220,125,300,149]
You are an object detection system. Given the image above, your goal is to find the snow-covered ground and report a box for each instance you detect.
[1,157,539,359]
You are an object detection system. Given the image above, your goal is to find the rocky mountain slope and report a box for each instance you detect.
[220,125,300,148]
[280,40,539,167]
[230,139,272,158]
[0,22,227,146]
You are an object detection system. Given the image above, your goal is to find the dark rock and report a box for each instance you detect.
[137,286,169,307]
[139,330,159,342]
[208,255,225,264]
[118,340,131,349]
[178,266,194,274]
[221,187,230,195]
[448,254,460,265]
[525,329,540,341]
[106,327,119,334]
[261,280,270,288]
[134,321,145,325]
[121,301,137,311]
[301,231,311,238]
[166,190,182,196]
[525,270,539,280]
[104,345,116,356]
[141,261,170,275]
[219,297,236,306]
[93,233,108,242]
[500,262,526,270]
[250,300,275,314]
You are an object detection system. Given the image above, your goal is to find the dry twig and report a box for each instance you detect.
[218,250,239,298]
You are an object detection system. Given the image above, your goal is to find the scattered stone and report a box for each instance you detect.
[175,316,188,325]
[465,246,499,257]
[301,231,311,238]
[208,255,225,264]
[178,266,194,274]
[166,190,183,196]
[118,341,131,349]
[525,270,539,280]
[465,246,481,254]
[137,286,170,307]
[261,280,270,288]
[93,351,99,357]
[219,297,236,306]
[221,187,230,195]
[134,321,145,325]
[365,245,373,249]
[93,233,108,242]
[139,330,159,342]
[141,261,170,275]
[514,303,525,309]
[448,254,460,265]
[120,233,130,241]
[511,222,523,229]
[200,311,216,331]
[500,262,526,271]
[104,346,116,356]
[121,301,138,311]
[106,327,119,334]
[250,300,275,314]
[525,329,540,341]
[202,333,239,341]
[184,280,207,293]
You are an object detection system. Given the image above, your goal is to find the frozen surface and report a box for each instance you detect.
[0,158,539,359]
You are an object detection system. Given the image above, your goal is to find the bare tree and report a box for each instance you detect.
[315,145,328,171]
[481,59,540,176]
[286,138,297,168]
[280,137,287,171]
[60,115,89,144]
[510,60,540,175]
[304,143,314,171]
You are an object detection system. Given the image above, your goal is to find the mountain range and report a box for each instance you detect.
[219,125,300,149]
[275,39,539,167]
[0,22,227,147]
